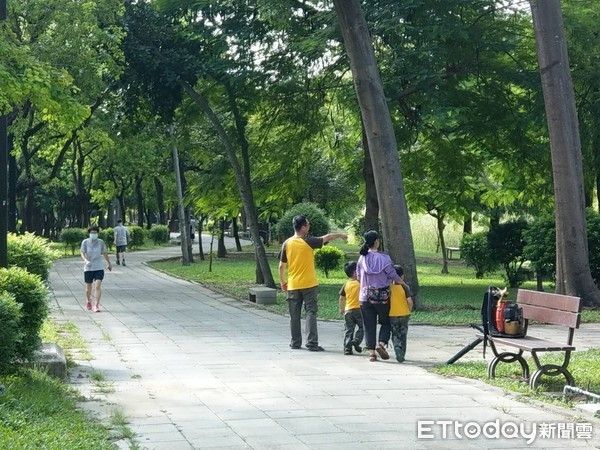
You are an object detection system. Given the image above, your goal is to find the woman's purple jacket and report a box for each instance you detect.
[356,251,401,302]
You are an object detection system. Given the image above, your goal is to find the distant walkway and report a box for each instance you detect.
[48,241,600,449]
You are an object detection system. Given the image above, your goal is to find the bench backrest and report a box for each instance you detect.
[517,289,581,329]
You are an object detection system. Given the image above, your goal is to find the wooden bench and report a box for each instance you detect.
[476,289,582,389]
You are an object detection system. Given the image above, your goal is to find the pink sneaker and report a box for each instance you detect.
[86,301,92,310]
[93,305,101,312]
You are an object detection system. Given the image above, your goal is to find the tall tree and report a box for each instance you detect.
[332,0,419,302]
[530,0,600,306]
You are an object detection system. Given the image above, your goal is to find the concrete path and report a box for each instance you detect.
[48,239,600,449]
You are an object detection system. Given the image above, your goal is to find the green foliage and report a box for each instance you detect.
[314,245,345,278]
[487,221,529,288]
[0,267,49,361]
[523,209,600,286]
[7,233,58,282]
[99,228,114,251]
[0,370,115,448]
[128,226,145,249]
[273,203,329,243]
[585,209,600,285]
[523,213,556,280]
[0,293,23,375]
[460,232,498,279]
[148,225,170,245]
[60,228,87,255]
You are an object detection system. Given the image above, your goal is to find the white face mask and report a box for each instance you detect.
[89,233,98,240]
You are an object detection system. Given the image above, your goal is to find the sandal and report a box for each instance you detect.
[376,344,390,360]
[369,354,377,362]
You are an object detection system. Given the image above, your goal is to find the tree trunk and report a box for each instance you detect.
[197,215,205,260]
[530,0,600,306]
[333,0,419,305]
[434,213,449,274]
[8,141,17,232]
[170,125,191,265]
[135,176,144,228]
[179,80,275,288]
[362,123,379,233]
[463,213,472,234]
[154,176,166,225]
[217,218,227,257]
[233,217,242,251]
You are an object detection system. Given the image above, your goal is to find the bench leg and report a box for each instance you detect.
[529,351,574,389]
[487,341,529,380]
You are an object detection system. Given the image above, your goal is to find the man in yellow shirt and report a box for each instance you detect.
[278,215,347,351]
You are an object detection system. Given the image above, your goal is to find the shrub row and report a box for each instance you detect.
[59,224,171,255]
[1,234,55,374]
[460,209,600,288]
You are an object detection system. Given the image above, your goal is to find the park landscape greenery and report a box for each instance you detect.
[2,0,600,447]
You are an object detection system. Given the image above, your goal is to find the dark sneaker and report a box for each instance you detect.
[122,261,126,267]
[396,357,405,363]
[306,345,325,352]
[290,344,301,349]
[344,348,353,355]
[116,260,120,265]
[353,342,363,353]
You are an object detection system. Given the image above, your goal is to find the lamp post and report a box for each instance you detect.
[0,0,8,268]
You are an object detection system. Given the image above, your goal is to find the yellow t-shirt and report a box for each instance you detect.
[279,236,323,290]
[339,279,360,310]
[390,284,411,317]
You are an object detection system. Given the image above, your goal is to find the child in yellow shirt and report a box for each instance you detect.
[338,261,364,355]
[389,265,413,362]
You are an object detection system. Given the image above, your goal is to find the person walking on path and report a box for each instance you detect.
[339,261,364,355]
[356,230,403,362]
[113,219,130,266]
[389,265,413,363]
[81,225,112,312]
[278,215,347,351]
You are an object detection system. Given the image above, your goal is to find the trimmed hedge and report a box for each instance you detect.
[0,292,23,374]
[274,203,329,243]
[128,226,145,249]
[8,233,58,282]
[0,267,49,361]
[314,245,345,278]
[149,225,169,245]
[60,228,87,255]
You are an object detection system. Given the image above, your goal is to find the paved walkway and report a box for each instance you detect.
[48,240,600,449]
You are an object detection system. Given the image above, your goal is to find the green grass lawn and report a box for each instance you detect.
[0,319,131,449]
[0,370,118,449]
[433,348,600,407]
[149,248,600,325]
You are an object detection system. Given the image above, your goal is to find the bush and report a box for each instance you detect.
[128,226,145,249]
[0,292,23,374]
[586,209,600,285]
[523,213,556,281]
[149,225,169,245]
[7,233,58,281]
[0,267,49,361]
[59,228,87,255]
[487,221,529,288]
[460,232,499,279]
[314,245,345,278]
[274,203,329,243]
[99,227,114,251]
[522,209,600,285]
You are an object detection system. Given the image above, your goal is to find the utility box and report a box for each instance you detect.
[249,287,277,305]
